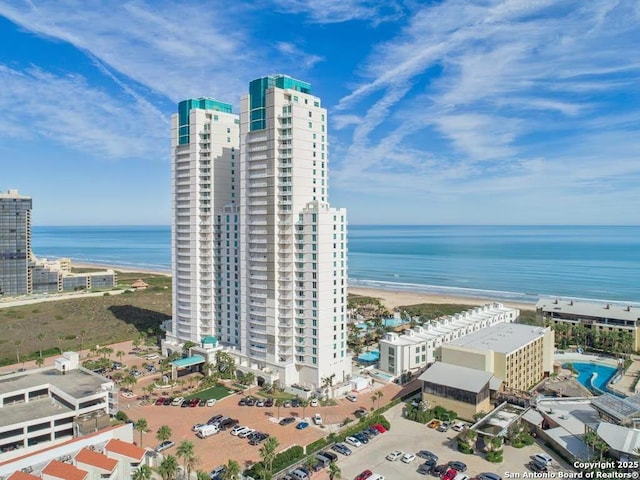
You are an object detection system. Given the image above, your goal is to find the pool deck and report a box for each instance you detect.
[554,352,640,397]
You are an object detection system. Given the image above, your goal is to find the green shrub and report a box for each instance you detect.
[486,450,504,463]
[457,442,473,454]
[306,437,329,454]
[245,445,305,477]
[115,411,129,422]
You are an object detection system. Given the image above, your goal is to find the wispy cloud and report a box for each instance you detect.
[0,65,166,159]
[332,0,640,206]
[275,42,324,69]
[272,0,403,24]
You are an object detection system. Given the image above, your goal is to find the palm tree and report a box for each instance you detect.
[132,465,153,480]
[301,399,309,419]
[374,391,384,410]
[116,350,125,362]
[243,371,255,387]
[156,425,172,444]
[370,394,376,410]
[14,339,22,363]
[275,398,283,419]
[221,459,241,480]
[37,333,46,358]
[259,437,279,475]
[176,440,195,478]
[158,455,179,480]
[196,471,211,480]
[35,357,45,368]
[134,418,149,447]
[328,462,341,480]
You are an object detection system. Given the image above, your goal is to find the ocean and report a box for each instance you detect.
[31,225,640,304]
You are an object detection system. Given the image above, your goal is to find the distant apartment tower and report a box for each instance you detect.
[167,76,351,388]
[169,98,240,344]
[0,189,32,296]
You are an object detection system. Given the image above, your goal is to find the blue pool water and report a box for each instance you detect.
[568,362,617,393]
[358,350,380,363]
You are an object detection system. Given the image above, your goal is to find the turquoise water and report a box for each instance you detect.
[569,362,617,393]
[31,225,640,303]
[358,350,380,362]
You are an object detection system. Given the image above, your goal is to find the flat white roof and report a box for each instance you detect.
[0,368,110,398]
[419,362,493,393]
[537,298,640,322]
[446,323,548,354]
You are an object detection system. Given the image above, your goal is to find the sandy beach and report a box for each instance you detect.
[73,260,534,312]
[73,262,171,277]
[348,286,536,312]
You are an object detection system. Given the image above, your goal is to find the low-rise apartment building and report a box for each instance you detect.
[378,303,519,376]
[0,353,117,456]
[536,298,640,352]
[441,322,554,392]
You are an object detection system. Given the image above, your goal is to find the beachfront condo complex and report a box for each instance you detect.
[167,76,352,388]
[0,189,32,296]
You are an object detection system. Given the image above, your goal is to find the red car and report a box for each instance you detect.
[189,398,200,407]
[443,468,458,480]
[371,423,387,433]
[354,470,372,480]
[155,397,165,406]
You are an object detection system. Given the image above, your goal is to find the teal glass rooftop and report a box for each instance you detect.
[171,355,205,368]
[249,74,312,131]
[177,97,233,145]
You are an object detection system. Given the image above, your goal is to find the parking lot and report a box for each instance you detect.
[311,403,575,480]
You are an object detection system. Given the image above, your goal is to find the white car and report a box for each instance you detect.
[171,396,184,406]
[346,394,357,402]
[386,451,403,461]
[191,423,207,432]
[310,399,319,407]
[452,422,467,432]
[313,413,323,425]
[401,453,416,464]
[206,398,217,407]
[533,453,553,466]
[345,436,362,447]
[238,428,255,438]
[231,425,247,436]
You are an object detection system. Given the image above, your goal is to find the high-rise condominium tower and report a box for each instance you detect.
[0,189,32,296]
[169,98,240,344]
[168,76,352,388]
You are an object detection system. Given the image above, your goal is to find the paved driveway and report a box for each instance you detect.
[312,403,575,480]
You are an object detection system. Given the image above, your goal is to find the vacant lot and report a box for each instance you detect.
[0,273,171,366]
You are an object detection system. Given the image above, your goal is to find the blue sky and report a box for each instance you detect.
[1,0,639,226]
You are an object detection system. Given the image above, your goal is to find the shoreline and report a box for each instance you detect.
[73,260,534,311]
[348,286,536,312]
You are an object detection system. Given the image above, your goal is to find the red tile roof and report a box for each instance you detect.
[74,448,117,472]
[7,472,40,480]
[42,460,88,480]
[104,438,145,461]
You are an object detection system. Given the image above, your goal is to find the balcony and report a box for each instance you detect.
[248,173,268,180]
[248,163,267,171]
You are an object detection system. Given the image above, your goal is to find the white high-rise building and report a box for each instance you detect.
[168,98,239,345]
[166,77,352,389]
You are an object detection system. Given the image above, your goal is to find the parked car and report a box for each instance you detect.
[371,423,387,433]
[354,470,373,480]
[198,398,207,407]
[320,451,338,462]
[331,443,352,456]
[249,433,269,445]
[355,408,367,418]
[296,421,309,430]
[264,398,274,407]
[163,397,172,405]
[207,415,223,424]
[206,398,217,407]
[386,450,403,461]
[417,459,436,475]
[447,461,467,472]
[191,423,206,432]
[210,466,226,480]
[189,398,200,407]
[238,398,247,406]
[231,425,248,436]
[279,417,296,426]
[442,469,459,480]
[313,413,323,425]
[528,461,548,473]
[245,397,255,406]
[432,465,448,477]
[256,399,265,407]
[197,425,219,438]
[353,432,369,444]
[155,440,175,452]
[367,426,380,436]
[310,399,319,407]
[291,398,301,408]
[171,397,184,406]
[219,418,238,430]
[437,422,450,432]
[238,428,255,438]
[452,422,468,432]
[345,436,362,447]
[533,454,553,466]
[155,397,165,406]
[346,394,358,402]
[402,453,416,464]
[283,400,292,408]
[180,400,190,408]
[417,450,438,461]
[478,473,502,480]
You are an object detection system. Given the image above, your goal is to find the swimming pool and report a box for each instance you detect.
[358,350,380,363]
[567,362,617,393]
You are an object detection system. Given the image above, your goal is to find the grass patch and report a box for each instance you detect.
[184,385,232,401]
[255,390,296,400]
[0,272,171,366]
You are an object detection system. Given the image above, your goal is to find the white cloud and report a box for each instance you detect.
[272,0,402,24]
[275,42,324,69]
[0,65,166,160]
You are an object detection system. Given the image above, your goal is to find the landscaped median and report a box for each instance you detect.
[183,385,233,401]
